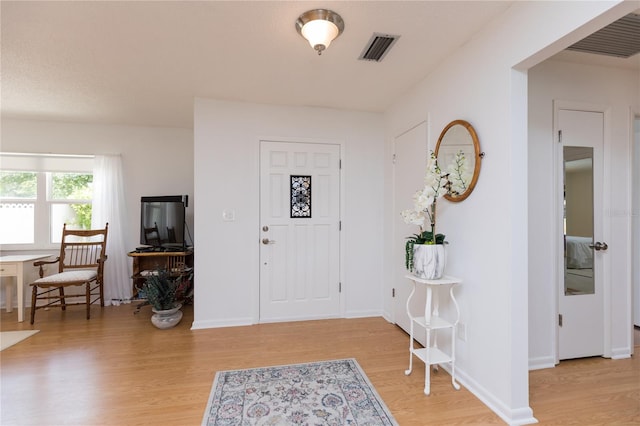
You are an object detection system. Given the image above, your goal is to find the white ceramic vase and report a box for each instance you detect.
[412,244,446,279]
[151,303,183,329]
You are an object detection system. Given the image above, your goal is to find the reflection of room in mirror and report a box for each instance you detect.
[566,236,592,269]
[565,266,594,295]
[565,236,594,295]
[563,146,595,296]
[563,148,593,239]
[440,146,473,194]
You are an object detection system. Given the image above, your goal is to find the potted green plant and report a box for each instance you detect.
[404,230,446,272]
[139,271,183,329]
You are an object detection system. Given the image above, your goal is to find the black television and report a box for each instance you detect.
[140,195,188,250]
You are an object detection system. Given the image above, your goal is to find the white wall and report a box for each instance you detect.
[0,119,194,304]
[192,99,384,329]
[383,1,633,425]
[528,59,639,366]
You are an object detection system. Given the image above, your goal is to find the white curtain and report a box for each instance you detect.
[92,155,132,304]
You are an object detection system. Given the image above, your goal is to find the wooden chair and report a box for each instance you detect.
[30,223,108,324]
[166,226,176,243]
[143,222,161,246]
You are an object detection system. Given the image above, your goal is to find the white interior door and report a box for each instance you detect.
[393,122,428,335]
[557,108,605,360]
[259,141,340,322]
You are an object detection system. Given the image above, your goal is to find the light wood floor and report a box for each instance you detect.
[1,305,638,425]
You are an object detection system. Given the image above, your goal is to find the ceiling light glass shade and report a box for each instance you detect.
[296,9,344,55]
[301,20,339,51]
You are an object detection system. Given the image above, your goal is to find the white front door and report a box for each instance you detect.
[259,141,341,322]
[393,122,428,336]
[557,108,606,360]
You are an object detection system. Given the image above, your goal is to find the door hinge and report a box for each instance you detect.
[392,154,397,164]
[339,221,342,231]
[339,159,342,169]
[392,288,395,297]
[559,314,563,327]
[558,130,562,144]
[339,282,342,293]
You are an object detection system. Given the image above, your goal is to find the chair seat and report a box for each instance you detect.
[33,270,97,286]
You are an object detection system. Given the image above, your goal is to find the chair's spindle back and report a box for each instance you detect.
[58,224,108,273]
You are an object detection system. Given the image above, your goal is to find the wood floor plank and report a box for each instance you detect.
[1,305,638,425]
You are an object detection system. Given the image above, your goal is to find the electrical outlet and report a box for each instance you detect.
[457,322,467,342]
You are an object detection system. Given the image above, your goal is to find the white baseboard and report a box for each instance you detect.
[191,317,253,329]
[439,364,538,425]
[191,312,384,330]
[528,355,556,370]
[611,346,632,359]
[344,309,383,319]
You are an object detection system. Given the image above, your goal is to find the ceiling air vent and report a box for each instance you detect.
[566,13,640,58]
[358,33,400,62]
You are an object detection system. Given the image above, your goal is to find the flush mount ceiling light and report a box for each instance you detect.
[295,9,344,55]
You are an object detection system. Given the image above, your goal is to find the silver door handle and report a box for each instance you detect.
[589,241,608,251]
[262,238,276,245]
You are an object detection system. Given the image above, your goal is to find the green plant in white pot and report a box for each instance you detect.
[143,272,179,310]
[401,151,451,279]
[140,271,183,329]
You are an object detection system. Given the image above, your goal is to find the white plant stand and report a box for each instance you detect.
[404,274,462,395]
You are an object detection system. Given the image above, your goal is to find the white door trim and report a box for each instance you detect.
[255,136,345,323]
[553,100,612,363]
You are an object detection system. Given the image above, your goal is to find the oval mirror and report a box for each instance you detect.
[435,119,482,202]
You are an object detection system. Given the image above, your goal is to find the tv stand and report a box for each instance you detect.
[128,249,194,298]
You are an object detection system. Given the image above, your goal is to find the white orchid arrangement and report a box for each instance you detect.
[401,151,452,243]
[400,151,452,270]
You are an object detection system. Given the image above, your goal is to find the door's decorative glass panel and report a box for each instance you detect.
[290,175,311,218]
[564,146,595,296]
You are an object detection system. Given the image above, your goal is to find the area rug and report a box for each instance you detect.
[202,358,398,426]
[0,330,40,351]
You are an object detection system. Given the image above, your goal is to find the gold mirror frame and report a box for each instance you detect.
[435,119,482,202]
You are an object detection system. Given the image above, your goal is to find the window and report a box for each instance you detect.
[49,172,94,242]
[0,171,37,244]
[0,154,94,249]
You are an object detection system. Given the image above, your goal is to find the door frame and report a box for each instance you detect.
[255,137,345,323]
[553,100,612,362]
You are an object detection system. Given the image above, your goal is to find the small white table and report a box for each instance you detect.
[404,274,462,395]
[0,254,53,322]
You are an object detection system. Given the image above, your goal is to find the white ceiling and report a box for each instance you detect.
[1,1,637,130]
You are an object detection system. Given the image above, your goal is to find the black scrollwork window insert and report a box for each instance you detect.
[290,175,311,218]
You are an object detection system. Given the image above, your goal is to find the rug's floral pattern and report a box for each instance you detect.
[202,359,397,426]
